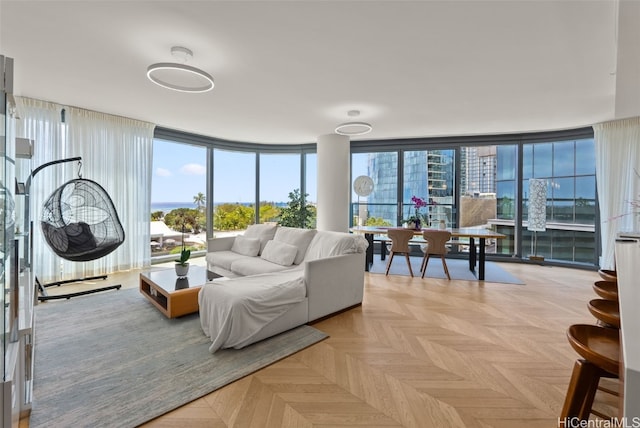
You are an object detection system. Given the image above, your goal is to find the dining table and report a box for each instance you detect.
[350,226,506,280]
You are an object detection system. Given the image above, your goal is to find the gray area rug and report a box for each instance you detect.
[31,288,328,428]
[370,255,525,284]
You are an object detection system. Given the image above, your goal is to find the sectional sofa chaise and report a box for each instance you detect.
[198,224,368,353]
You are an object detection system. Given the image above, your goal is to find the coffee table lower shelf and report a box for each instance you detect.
[139,266,207,318]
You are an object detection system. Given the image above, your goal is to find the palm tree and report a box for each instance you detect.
[193,192,206,212]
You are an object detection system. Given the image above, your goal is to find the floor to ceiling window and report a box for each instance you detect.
[520,138,596,264]
[351,151,398,226]
[403,149,455,228]
[305,153,318,227]
[305,153,318,203]
[491,144,518,255]
[151,139,207,256]
[350,127,597,267]
[151,129,316,261]
[213,149,256,233]
[259,153,305,224]
[152,126,596,268]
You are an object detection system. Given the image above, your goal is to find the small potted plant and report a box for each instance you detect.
[404,196,427,230]
[175,224,191,278]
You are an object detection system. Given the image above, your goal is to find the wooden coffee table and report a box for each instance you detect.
[139,265,210,318]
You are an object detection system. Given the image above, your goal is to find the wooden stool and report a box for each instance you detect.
[588,299,620,329]
[560,324,619,421]
[592,280,618,301]
[598,269,617,282]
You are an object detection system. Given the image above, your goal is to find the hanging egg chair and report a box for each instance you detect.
[40,178,125,262]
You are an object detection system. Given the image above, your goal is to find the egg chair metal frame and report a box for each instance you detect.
[27,157,123,301]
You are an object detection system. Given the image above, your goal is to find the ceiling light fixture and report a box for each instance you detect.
[334,110,373,136]
[147,46,214,93]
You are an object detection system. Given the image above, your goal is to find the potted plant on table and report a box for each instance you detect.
[175,224,191,278]
[404,196,427,230]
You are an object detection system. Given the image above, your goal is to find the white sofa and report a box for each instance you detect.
[198,224,368,353]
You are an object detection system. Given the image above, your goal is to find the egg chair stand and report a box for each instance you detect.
[27,157,124,301]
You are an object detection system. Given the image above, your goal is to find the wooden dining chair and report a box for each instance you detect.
[385,228,416,277]
[420,230,452,279]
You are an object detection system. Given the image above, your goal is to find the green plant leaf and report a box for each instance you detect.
[175,249,191,265]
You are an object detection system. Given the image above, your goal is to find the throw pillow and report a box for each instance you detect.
[272,226,317,265]
[260,240,297,266]
[243,223,278,254]
[230,236,261,257]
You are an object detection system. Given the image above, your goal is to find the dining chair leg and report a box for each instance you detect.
[421,254,430,278]
[420,253,428,273]
[385,252,395,276]
[441,256,451,280]
[404,253,414,277]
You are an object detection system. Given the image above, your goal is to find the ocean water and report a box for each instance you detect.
[151,202,195,214]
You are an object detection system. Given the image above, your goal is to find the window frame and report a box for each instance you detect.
[153,127,316,242]
[155,126,598,268]
[350,127,597,267]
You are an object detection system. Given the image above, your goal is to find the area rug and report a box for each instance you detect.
[30,288,328,428]
[369,256,525,284]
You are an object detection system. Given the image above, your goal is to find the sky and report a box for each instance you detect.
[152,139,318,204]
[151,139,594,207]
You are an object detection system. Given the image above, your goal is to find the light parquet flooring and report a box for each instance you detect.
[24,261,617,427]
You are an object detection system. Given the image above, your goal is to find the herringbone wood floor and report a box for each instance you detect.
[24,261,619,427]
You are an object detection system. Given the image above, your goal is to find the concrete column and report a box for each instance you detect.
[317,133,350,232]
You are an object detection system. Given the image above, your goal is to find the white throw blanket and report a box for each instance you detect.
[198,268,307,353]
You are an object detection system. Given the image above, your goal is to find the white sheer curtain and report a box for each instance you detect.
[16,97,155,283]
[594,116,640,270]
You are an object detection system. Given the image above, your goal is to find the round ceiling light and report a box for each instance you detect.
[147,46,214,93]
[335,121,373,136]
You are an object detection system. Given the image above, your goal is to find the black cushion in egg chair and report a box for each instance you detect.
[40,178,125,262]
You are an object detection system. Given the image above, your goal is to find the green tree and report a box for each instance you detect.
[278,189,315,229]
[213,203,255,230]
[150,211,164,221]
[306,205,317,229]
[366,216,392,226]
[164,208,201,233]
[259,202,280,223]
[193,192,206,212]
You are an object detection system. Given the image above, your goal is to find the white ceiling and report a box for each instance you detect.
[2,1,638,144]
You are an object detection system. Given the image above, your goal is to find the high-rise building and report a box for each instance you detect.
[366,150,455,226]
[461,146,497,196]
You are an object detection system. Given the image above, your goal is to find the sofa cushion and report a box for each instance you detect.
[243,223,278,255]
[206,250,246,271]
[273,227,317,265]
[231,236,260,257]
[304,231,369,261]
[230,256,293,276]
[260,240,297,266]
